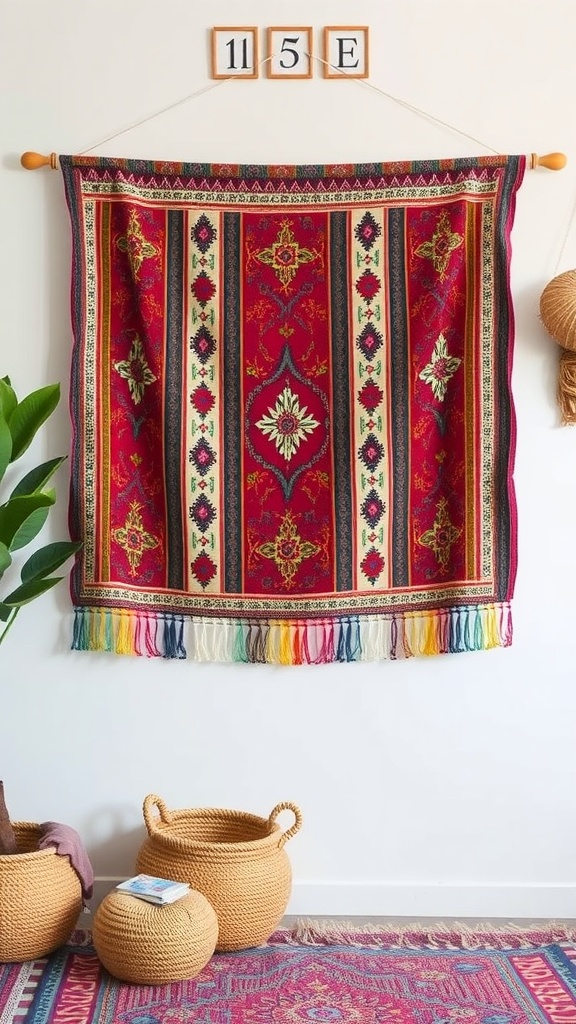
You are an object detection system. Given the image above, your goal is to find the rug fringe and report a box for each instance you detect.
[71,603,512,663]
[288,919,576,949]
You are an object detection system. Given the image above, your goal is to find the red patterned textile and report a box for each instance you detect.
[60,153,525,663]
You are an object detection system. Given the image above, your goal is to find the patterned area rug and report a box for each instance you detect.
[0,959,46,1024]
[5,925,576,1024]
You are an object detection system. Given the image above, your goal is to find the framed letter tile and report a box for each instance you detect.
[323,26,369,79]
[267,27,313,79]
[211,27,259,79]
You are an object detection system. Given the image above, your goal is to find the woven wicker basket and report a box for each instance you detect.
[136,795,302,952]
[0,822,83,961]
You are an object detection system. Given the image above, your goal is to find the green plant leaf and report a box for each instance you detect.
[0,378,17,422]
[0,603,13,622]
[2,576,64,608]
[0,493,55,549]
[0,540,11,579]
[0,414,12,486]
[11,506,52,551]
[7,383,61,462]
[21,540,82,583]
[10,456,66,498]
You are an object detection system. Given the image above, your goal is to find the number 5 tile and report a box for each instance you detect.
[266,28,313,79]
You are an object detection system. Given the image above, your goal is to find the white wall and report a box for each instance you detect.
[2,0,576,920]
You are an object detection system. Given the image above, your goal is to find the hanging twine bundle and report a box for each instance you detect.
[540,270,576,424]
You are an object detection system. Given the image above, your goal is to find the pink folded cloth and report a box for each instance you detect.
[38,822,94,903]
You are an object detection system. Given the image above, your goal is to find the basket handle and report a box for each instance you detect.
[142,794,173,836]
[268,801,303,848]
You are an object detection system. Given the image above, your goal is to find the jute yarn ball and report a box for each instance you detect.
[92,888,218,984]
[540,270,576,424]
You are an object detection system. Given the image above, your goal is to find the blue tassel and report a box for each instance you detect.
[163,614,186,659]
[175,615,186,658]
[71,608,88,651]
[348,616,361,660]
[462,606,471,650]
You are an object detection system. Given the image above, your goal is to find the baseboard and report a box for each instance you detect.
[84,878,576,922]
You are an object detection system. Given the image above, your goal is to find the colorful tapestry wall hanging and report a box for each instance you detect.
[60,153,525,664]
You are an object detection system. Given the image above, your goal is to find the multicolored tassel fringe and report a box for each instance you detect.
[71,603,512,664]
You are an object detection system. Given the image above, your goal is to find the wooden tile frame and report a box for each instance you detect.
[211,26,259,79]
[266,27,313,79]
[322,26,369,79]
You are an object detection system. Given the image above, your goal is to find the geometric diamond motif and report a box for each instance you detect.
[189,438,216,477]
[358,433,385,472]
[190,551,217,589]
[360,546,385,584]
[361,489,385,529]
[355,211,381,251]
[189,494,216,533]
[358,380,384,414]
[355,268,381,303]
[191,326,217,365]
[190,382,216,418]
[191,270,216,308]
[191,214,217,254]
[356,323,383,361]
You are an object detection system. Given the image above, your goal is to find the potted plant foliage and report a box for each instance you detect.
[0,375,81,647]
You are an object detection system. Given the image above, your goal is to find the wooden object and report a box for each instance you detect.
[21,151,58,170]
[211,27,259,79]
[0,781,17,854]
[323,26,369,78]
[21,151,567,171]
[531,152,567,171]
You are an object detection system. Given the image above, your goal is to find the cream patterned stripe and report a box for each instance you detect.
[185,209,222,593]
[82,201,97,581]
[350,206,389,590]
[79,582,498,613]
[480,203,496,580]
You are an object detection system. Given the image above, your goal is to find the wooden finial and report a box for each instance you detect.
[20,151,58,170]
[531,152,567,171]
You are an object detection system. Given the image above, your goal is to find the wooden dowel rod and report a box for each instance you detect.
[20,150,567,171]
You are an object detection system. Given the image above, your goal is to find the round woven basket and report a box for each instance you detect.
[93,889,218,984]
[136,795,302,952]
[0,822,83,962]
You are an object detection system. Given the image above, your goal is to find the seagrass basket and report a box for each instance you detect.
[0,823,83,961]
[136,795,302,951]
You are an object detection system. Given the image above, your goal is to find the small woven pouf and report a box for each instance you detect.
[92,889,218,984]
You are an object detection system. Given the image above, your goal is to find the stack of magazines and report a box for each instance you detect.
[115,873,190,905]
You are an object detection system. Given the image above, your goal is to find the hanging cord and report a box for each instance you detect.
[552,182,576,274]
[79,55,275,155]
[307,52,500,155]
[78,50,500,159]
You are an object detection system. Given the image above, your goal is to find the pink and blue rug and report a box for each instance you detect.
[3,925,576,1024]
